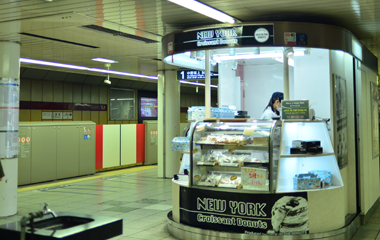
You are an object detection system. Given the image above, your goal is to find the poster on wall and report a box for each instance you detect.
[371,81,379,158]
[180,187,309,235]
[333,74,348,169]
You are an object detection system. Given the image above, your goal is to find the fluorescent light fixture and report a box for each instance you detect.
[213,53,283,61]
[20,57,158,80]
[89,68,158,80]
[275,57,294,67]
[92,57,118,63]
[167,0,235,23]
[179,80,218,88]
[20,58,89,70]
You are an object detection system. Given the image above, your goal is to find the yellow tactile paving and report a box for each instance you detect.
[17,165,158,193]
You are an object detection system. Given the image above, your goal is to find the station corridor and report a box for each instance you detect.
[0,166,176,240]
[1,165,380,240]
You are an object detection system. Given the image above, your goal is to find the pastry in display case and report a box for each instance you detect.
[189,119,281,192]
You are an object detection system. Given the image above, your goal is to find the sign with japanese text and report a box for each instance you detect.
[281,100,309,119]
[241,167,267,188]
[177,70,218,80]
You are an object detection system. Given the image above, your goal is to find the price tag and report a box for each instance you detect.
[228,146,236,152]
[241,167,267,188]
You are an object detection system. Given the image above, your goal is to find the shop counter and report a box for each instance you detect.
[168,120,349,239]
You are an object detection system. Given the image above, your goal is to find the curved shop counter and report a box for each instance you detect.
[167,120,354,239]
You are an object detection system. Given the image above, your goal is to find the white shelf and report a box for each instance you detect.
[276,185,342,193]
[280,153,335,158]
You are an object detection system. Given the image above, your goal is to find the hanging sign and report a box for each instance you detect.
[177,70,218,80]
[174,25,274,52]
[180,187,309,235]
[281,100,309,119]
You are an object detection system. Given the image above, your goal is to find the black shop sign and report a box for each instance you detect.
[174,25,274,52]
[180,187,309,235]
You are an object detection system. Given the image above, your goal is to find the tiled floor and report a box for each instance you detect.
[0,166,177,240]
[1,165,380,240]
[351,209,380,240]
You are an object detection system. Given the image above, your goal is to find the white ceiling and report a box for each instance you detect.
[1,0,380,83]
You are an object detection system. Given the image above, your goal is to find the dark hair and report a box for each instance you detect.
[264,92,283,115]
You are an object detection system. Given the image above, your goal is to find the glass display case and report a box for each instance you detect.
[276,121,344,192]
[189,119,281,192]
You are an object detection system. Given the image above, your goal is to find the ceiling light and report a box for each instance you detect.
[283,47,294,57]
[20,58,89,70]
[213,52,283,61]
[167,0,235,24]
[20,57,158,80]
[92,58,118,63]
[179,80,218,88]
[89,68,158,80]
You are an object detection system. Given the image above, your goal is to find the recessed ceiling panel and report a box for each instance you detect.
[129,81,147,89]
[21,68,48,80]
[44,71,69,81]
[65,73,87,83]
[83,75,104,84]
[116,80,135,88]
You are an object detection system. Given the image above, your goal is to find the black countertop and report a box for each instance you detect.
[0,211,122,240]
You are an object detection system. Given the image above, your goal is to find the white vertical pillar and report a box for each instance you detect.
[283,53,290,100]
[205,50,211,118]
[0,41,20,217]
[157,71,165,178]
[158,70,181,178]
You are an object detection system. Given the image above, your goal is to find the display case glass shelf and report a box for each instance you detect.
[276,121,344,193]
[189,120,281,192]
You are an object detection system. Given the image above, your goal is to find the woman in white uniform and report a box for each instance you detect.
[260,92,283,120]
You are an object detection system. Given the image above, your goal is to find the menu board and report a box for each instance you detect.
[241,167,267,189]
[281,100,309,119]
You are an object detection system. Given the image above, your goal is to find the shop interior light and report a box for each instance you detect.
[179,80,218,88]
[167,0,235,24]
[229,48,236,56]
[20,58,89,70]
[92,58,118,63]
[275,57,294,67]
[190,51,197,59]
[213,52,283,61]
[20,57,158,80]
[196,51,205,60]
[283,47,294,57]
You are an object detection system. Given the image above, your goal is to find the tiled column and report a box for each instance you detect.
[0,40,20,217]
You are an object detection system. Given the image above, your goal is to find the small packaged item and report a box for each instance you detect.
[308,170,332,186]
[293,173,321,190]
[218,174,242,188]
[301,140,321,149]
[171,137,190,152]
[197,172,223,187]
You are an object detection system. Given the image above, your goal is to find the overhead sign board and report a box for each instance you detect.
[281,100,309,119]
[177,70,218,80]
[174,25,274,52]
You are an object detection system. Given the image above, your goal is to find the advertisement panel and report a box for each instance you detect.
[180,187,309,235]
